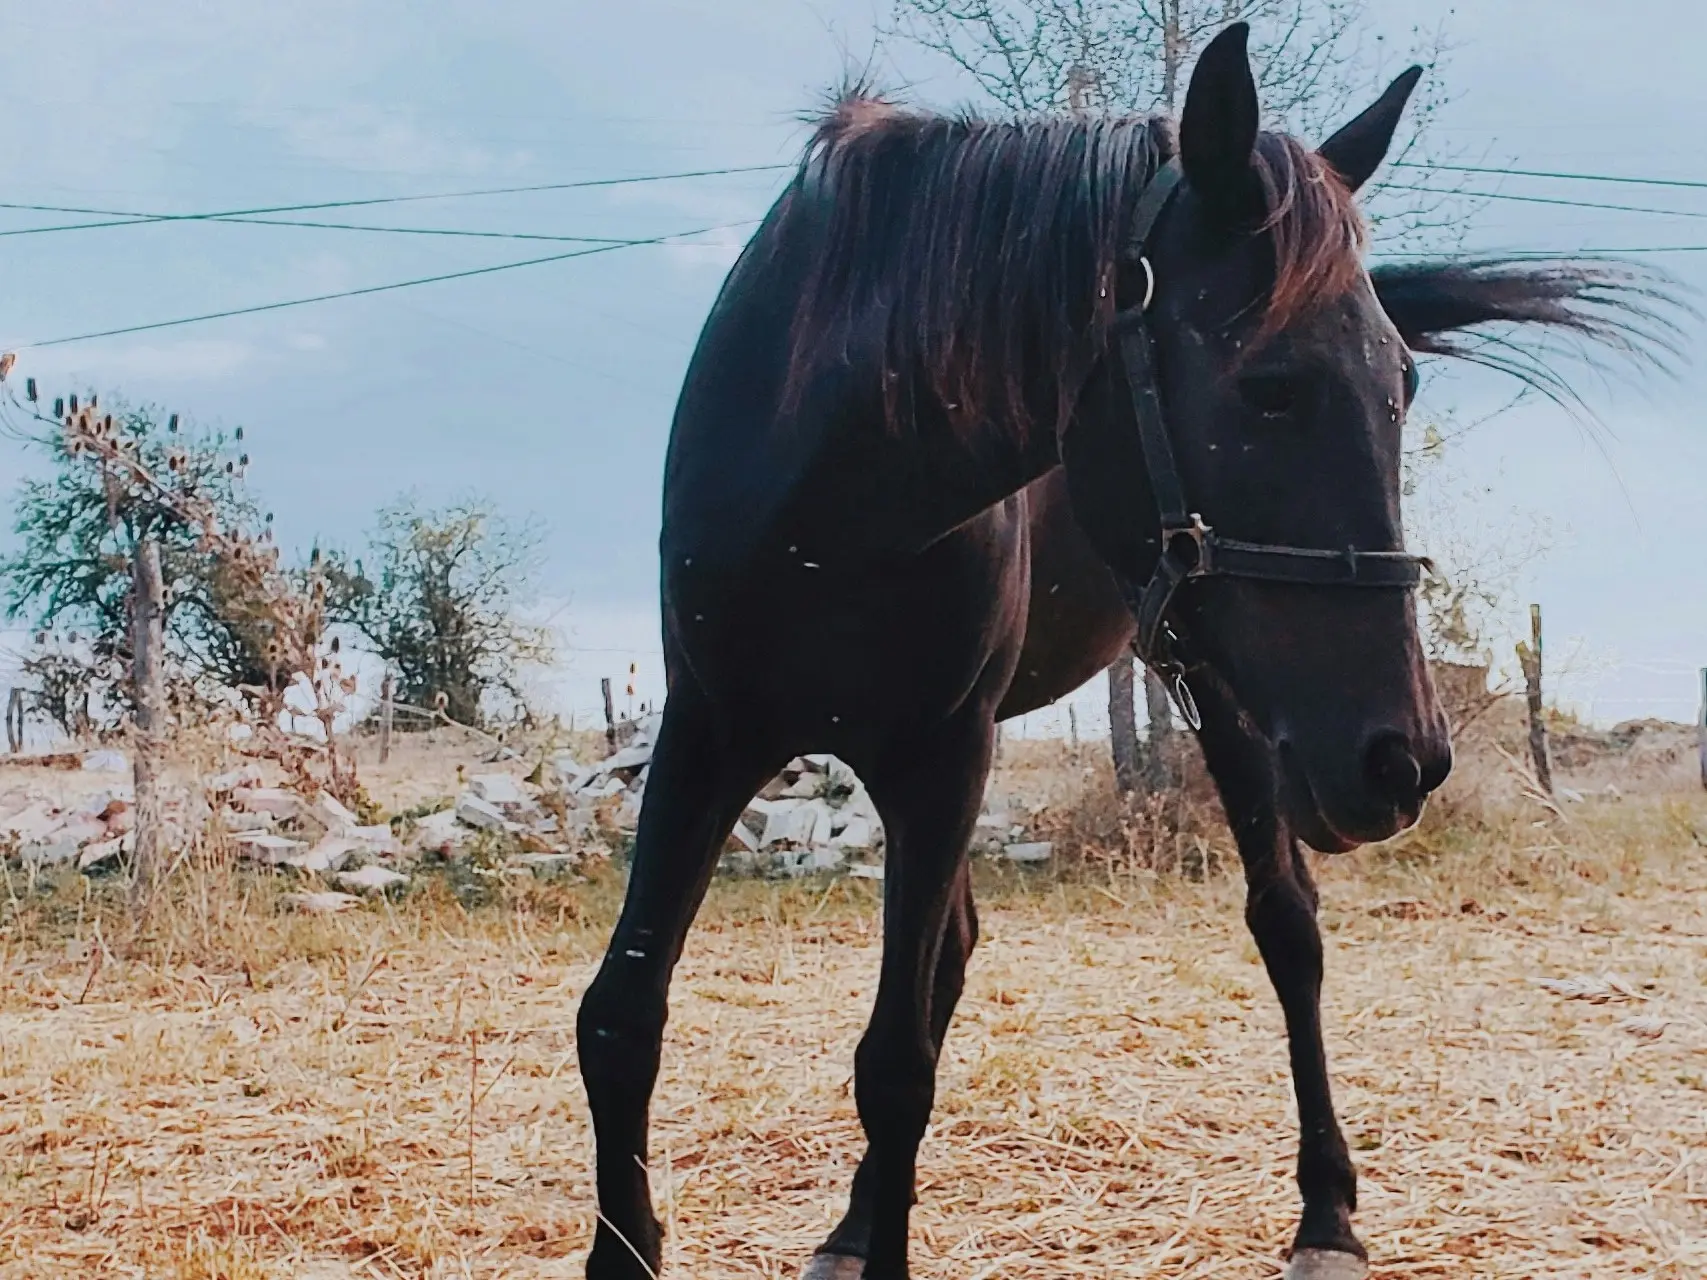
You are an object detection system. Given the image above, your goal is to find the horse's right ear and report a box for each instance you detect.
[1179,23,1264,227]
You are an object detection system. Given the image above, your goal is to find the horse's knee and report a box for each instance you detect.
[853,1025,938,1145]
[1245,875,1324,976]
[577,953,669,1097]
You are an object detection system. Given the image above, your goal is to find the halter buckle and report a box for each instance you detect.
[1161,513,1214,578]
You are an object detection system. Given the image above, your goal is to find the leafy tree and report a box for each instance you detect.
[1,401,284,703]
[324,496,552,728]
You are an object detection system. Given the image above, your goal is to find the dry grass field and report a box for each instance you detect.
[3,737,1707,1279]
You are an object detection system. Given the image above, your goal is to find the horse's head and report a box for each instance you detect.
[1063,24,1449,850]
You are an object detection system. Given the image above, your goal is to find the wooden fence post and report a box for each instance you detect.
[4,687,21,753]
[378,671,394,765]
[1142,666,1178,790]
[1697,667,1706,792]
[601,677,617,753]
[1515,603,1553,796]
[1108,657,1139,793]
[131,540,167,907]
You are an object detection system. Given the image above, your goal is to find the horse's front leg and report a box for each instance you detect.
[1190,677,1367,1280]
[805,709,995,1280]
[577,681,778,1280]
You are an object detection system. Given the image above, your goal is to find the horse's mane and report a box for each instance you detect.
[776,90,1366,439]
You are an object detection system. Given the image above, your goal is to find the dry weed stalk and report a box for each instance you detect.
[9,379,363,806]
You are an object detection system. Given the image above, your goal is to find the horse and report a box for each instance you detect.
[576,23,1671,1280]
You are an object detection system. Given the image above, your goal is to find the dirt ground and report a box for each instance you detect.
[3,727,1706,1279]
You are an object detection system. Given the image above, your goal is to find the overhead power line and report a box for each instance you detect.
[1379,181,1707,221]
[0,208,665,246]
[13,218,757,350]
[0,161,794,238]
[1393,160,1707,193]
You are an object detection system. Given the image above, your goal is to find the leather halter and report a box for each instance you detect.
[1117,158,1429,729]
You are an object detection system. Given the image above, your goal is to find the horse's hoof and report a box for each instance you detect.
[801,1253,865,1280]
[1284,1249,1369,1280]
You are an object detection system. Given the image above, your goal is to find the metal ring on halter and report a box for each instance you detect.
[1138,257,1156,312]
[1171,671,1201,731]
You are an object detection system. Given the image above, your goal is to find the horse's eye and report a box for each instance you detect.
[1240,374,1300,420]
[1401,356,1420,405]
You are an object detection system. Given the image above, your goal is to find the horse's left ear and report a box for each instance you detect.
[1179,23,1264,226]
[1316,66,1424,193]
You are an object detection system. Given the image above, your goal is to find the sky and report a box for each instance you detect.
[0,0,1703,736]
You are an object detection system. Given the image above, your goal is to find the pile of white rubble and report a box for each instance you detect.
[3,716,1054,890]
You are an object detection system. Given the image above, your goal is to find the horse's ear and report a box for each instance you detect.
[1317,67,1423,193]
[1178,23,1263,226]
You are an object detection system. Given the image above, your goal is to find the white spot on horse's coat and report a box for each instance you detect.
[803,561,821,569]
[831,715,841,724]
[683,557,693,566]
[625,949,646,959]
[789,545,799,553]
[695,614,705,622]
[1050,583,1060,594]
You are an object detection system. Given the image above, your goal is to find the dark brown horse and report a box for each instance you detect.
[577,25,1669,1280]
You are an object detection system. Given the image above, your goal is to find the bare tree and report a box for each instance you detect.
[886,1,1469,250]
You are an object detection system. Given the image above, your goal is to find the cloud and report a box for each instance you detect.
[23,338,259,383]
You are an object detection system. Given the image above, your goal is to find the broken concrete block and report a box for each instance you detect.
[847,863,885,881]
[76,789,134,819]
[2,802,62,844]
[285,837,362,874]
[560,808,596,835]
[412,808,467,850]
[307,792,360,834]
[281,890,362,915]
[454,792,512,832]
[203,765,262,794]
[81,749,128,773]
[781,773,827,799]
[22,831,82,869]
[832,816,875,850]
[349,823,402,854]
[336,865,409,894]
[729,820,761,852]
[231,832,308,864]
[469,774,527,807]
[551,753,594,791]
[803,845,846,873]
[22,815,107,867]
[975,812,1012,832]
[232,788,305,821]
[761,802,832,849]
[78,834,131,871]
[223,809,275,834]
[842,786,879,823]
[746,796,801,817]
[1003,841,1054,864]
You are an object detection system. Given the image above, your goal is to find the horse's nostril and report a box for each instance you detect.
[1363,731,1422,807]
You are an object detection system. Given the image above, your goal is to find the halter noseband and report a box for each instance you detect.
[1117,158,1429,730]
